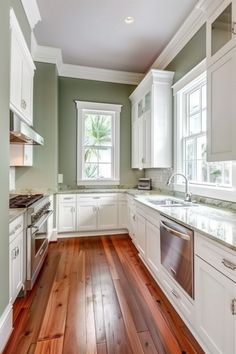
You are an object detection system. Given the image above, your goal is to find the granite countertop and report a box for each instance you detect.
[135,195,236,252]
[9,208,27,223]
[57,188,157,195]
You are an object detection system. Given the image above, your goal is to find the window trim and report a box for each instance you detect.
[76,101,122,186]
[173,60,236,202]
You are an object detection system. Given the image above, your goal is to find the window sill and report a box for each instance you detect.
[77,180,120,186]
[174,183,236,202]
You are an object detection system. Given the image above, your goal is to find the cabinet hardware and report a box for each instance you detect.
[171,289,180,299]
[232,22,236,35]
[93,206,97,213]
[231,299,236,315]
[93,197,100,199]
[222,259,236,270]
[21,99,27,110]
[64,197,73,200]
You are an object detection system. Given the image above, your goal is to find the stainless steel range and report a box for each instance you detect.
[10,194,53,290]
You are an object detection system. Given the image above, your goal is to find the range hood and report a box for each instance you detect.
[10,111,44,146]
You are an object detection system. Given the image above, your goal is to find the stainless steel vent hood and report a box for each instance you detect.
[10,111,44,145]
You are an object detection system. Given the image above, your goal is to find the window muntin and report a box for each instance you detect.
[182,79,232,187]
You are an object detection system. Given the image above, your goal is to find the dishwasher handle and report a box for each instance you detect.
[160,220,191,241]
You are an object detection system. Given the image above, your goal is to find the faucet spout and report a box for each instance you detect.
[166,172,192,202]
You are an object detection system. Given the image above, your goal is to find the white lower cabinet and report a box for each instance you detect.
[146,221,160,278]
[97,199,118,230]
[9,230,23,304]
[58,203,76,232]
[77,202,97,231]
[135,211,146,258]
[118,201,128,229]
[195,255,236,354]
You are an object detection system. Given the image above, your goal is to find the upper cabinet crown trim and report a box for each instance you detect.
[151,0,224,70]
[20,0,41,29]
[10,9,35,71]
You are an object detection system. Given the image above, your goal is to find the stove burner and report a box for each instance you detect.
[9,194,44,208]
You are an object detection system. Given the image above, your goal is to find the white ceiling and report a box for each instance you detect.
[34,0,198,73]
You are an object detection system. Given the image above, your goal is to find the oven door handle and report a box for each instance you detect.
[30,210,53,231]
[160,220,191,241]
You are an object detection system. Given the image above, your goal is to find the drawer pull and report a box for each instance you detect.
[171,289,180,299]
[64,197,73,200]
[222,259,236,271]
[231,299,236,315]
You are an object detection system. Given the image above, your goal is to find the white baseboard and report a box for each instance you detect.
[0,304,13,353]
[57,228,128,238]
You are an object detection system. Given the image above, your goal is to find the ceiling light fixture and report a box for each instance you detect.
[125,16,134,24]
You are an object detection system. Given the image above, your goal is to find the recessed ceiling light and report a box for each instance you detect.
[125,16,134,24]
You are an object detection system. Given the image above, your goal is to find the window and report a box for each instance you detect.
[174,60,235,201]
[76,101,122,185]
[182,79,232,187]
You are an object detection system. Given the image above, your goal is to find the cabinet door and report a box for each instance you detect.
[97,201,118,230]
[10,34,22,112]
[143,111,151,168]
[207,46,236,161]
[77,202,97,231]
[136,212,146,258]
[9,232,23,303]
[132,120,139,168]
[21,59,34,125]
[195,256,236,354]
[146,221,160,278]
[118,201,127,228]
[58,203,76,232]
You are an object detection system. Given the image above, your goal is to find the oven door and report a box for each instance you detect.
[27,210,53,286]
[160,217,194,298]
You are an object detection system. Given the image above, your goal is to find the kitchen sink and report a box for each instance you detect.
[146,197,198,207]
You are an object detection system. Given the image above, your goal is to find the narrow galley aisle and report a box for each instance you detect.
[3,235,204,354]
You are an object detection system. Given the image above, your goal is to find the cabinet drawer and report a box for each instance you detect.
[9,215,24,242]
[58,194,76,203]
[161,268,194,323]
[195,233,236,282]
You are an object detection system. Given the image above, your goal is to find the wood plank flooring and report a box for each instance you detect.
[3,235,204,354]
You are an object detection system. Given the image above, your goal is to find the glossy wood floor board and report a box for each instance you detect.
[4,235,204,354]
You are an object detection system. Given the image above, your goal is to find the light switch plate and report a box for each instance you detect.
[58,174,63,184]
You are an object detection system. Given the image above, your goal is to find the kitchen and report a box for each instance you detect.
[1,0,236,353]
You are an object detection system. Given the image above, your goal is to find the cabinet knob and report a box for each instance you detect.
[232,22,236,35]
[231,299,236,315]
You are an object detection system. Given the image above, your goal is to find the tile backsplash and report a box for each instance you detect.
[145,168,173,190]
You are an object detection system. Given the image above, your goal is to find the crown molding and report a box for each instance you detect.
[151,0,224,70]
[20,0,41,29]
[31,34,144,85]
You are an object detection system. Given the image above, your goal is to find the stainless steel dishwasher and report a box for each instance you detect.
[160,216,194,298]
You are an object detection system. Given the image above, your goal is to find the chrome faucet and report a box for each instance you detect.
[166,172,192,202]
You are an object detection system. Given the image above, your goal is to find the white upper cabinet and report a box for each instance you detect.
[10,9,35,126]
[206,0,236,161]
[207,0,236,65]
[130,69,174,169]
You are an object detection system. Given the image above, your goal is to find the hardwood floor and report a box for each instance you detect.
[3,235,204,354]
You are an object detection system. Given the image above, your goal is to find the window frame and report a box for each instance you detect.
[173,60,236,202]
[76,101,122,186]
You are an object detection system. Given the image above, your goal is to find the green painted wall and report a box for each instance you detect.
[0,0,31,317]
[58,77,143,188]
[166,24,206,83]
[16,63,58,192]
[0,0,10,316]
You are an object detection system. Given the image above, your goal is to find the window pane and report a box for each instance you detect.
[98,164,112,179]
[185,139,194,160]
[197,160,208,183]
[84,148,98,163]
[98,148,112,163]
[223,162,232,185]
[189,89,200,115]
[84,163,98,179]
[202,109,207,132]
[186,161,194,181]
[209,163,222,184]
[202,85,206,109]
[197,136,206,160]
[189,113,201,135]
[84,114,112,146]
